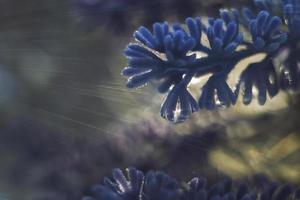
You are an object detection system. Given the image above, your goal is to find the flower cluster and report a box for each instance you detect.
[122,0,300,123]
[83,167,300,200]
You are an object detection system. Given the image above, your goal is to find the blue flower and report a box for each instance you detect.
[86,168,144,200]
[248,11,287,52]
[122,0,300,122]
[237,60,279,105]
[183,177,208,200]
[206,19,243,56]
[83,168,300,200]
[122,44,165,89]
[144,171,180,200]
[134,23,170,53]
[199,74,237,110]
[160,83,199,123]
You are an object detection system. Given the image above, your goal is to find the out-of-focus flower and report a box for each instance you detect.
[83,167,300,200]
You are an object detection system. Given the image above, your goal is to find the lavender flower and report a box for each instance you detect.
[83,168,300,200]
[122,0,300,123]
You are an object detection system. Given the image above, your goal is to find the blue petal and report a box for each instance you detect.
[160,87,180,121]
[153,23,167,50]
[265,73,279,97]
[124,44,156,59]
[264,16,282,37]
[157,77,175,93]
[224,42,238,56]
[242,7,255,22]
[199,80,215,110]
[128,57,158,68]
[216,83,232,106]
[112,168,130,191]
[256,74,267,105]
[212,38,223,53]
[223,82,237,104]
[186,17,201,42]
[178,38,196,54]
[164,35,175,52]
[173,31,184,50]
[127,168,144,192]
[103,177,118,191]
[122,67,151,76]
[188,92,200,113]
[165,50,175,61]
[126,71,156,88]
[243,77,254,105]
[220,9,232,24]
[272,33,288,44]
[256,11,270,35]
[234,32,244,44]
[264,42,280,52]
[179,90,199,116]
[213,19,224,39]
[223,22,237,46]
[253,37,266,49]
[137,26,157,47]
[249,20,258,39]
[207,27,214,45]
